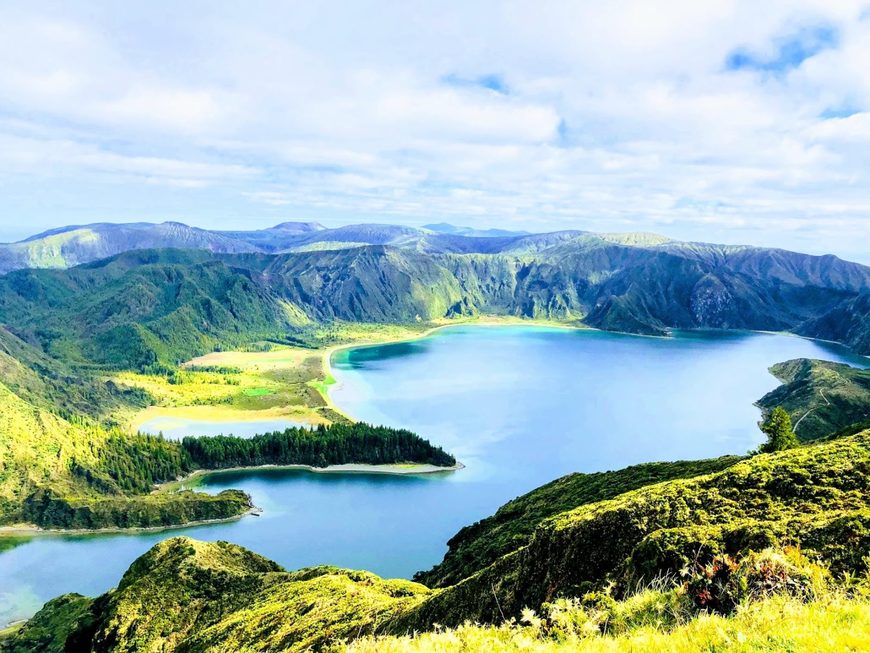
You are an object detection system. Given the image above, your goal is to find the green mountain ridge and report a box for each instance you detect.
[0,222,259,274]
[757,358,870,440]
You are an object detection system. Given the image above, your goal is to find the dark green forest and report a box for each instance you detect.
[182,422,456,469]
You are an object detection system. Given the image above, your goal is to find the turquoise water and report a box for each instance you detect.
[137,417,309,440]
[0,326,866,625]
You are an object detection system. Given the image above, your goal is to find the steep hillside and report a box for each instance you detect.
[0,375,250,528]
[442,243,869,338]
[2,219,867,318]
[416,456,743,588]
[1,241,868,373]
[261,246,466,322]
[0,314,453,530]
[5,432,868,652]
[0,375,452,529]
[0,250,296,368]
[405,432,870,628]
[0,326,148,420]
[758,358,870,440]
[796,292,870,354]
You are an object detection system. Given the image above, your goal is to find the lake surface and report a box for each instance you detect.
[1,326,867,625]
[137,417,308,440]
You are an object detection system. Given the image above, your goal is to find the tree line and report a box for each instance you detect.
[181,422,456,469]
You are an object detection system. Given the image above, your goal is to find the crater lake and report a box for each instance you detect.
[1,325,866,625]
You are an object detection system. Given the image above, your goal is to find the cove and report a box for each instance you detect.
[1,325,866,626]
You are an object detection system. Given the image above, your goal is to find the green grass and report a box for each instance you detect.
[307,373,336,399]
[0,537,432,653]
[349,594,870,652]
[5,540,869,652]
[404,431,870,628]
[242,388,273,397]
[0,317,462,531]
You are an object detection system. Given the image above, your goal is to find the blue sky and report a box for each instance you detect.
[0,1,869,262]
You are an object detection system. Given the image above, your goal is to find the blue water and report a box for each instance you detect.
[137,417,309,440]
[0,326,866,625]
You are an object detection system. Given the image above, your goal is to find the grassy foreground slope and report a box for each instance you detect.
[416,456,743,588]
[0,538,432,653]
[757,358,870,441]
[4,432,868,652]
[351,593,870,652]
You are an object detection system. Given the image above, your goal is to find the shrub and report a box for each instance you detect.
[686,547,827,614]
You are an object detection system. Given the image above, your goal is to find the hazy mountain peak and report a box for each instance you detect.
[269,221,326,232]
[423,222,530,238]
[598,232,673,247]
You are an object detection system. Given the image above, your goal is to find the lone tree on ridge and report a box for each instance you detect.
[758,406,799,453]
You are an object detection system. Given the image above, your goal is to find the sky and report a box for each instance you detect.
[0,1,869,262]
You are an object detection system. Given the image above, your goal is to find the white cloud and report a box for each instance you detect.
[0,1,867,261]
[0,133,255,186]
[809,112,870,142]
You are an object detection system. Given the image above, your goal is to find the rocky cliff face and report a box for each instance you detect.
[690,274,738,327]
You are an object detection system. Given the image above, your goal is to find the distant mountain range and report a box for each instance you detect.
[0,221,868,368]
[0,220,679,274]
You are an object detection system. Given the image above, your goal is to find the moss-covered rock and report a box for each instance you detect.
[0,594,94,653]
